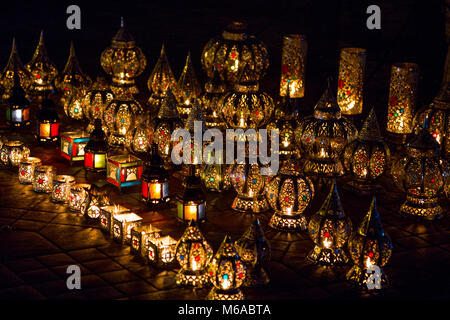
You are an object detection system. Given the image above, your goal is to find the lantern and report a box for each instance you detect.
[18,157,41,184]
[125,111,154,155]
[112,212,143,245]
[0,140,30,167]
[68,184,91,212]
[6,71,31,127]
[235,218,270,287]
[130,223,162,257]
[386,63,419,135]
[99,205,130,234]
[347,197,393,289]
[266,160,314,231]
[207,235,246,300]
[147,44,179,111]
[177,52,202,120]
[280,34,307,98]
[344,108,391,192]
[337,48,366,115]
[100,18,147,95]
[60,131,90,163]
[175,220,213,287]
[32,165,55,193]
[202,163,231,192]
[307,180,352,266]
[84,77,115,133]
[84,119,109,172]
[64,91,87,120]
[201,21,269,84]
[51,175,76,203]
[36,98,60,143]
[24,31,58,96]
[295,81,357,177]
[0,38,31,100]
[80,184,111,219]
[103,93,143,146]
[200,69,227,129]
[230,162,269,213]
[391,118,450,220]
[177,166,207,222]
[107,154,143,189]
[141,144,170,205]
[147,235,178,267]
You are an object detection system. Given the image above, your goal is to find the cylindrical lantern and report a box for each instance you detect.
[141,144,170,205]
[36,98,60,143]
[6,72,31,128]
[68,183,91,212]
[51,175,76,203]
[177,166,206,222]
[386,63,419,134]
[84,119,109,172]
[337,48,366,115]
[33,165,55,193]
[280,34,307,98]
[0,140,30,167]
[18,157,41,184]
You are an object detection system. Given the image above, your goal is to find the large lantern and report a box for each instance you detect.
[177,166,207,222]
[100,18,147,95]
[177,52,202,120]
[84,77,115,133]
[84,119,109,173]
[307,180,353,266]
[279,34,307,98]
[0,140,30,167]
[175,220,213,287]
[207,235,247,300]
[6,72,31,128]
[36,98,60,143]
[141,144,170,205]
[200,70,227,129]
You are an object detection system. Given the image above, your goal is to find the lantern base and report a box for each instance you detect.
[244,266,270,287]
[110,82,139,96]
[400,196,443,221]
[269,212,307,232]
[346,264,389,289]
[307,246,349,266]
[207,288,244,300]
[303,159,345,178]
[343,180,385,196]
[232,195,269,213]
[176,270,210,288]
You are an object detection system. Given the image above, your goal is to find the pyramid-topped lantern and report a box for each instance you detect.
[200,68,227,129]
[6,70,31,128]
[177,52,202,120]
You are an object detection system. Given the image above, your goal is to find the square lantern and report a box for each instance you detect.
[147,235,177,267]
[60,131,90,162]
[111,212,143,245]
[107,154,143,189]
[99,205,130,234]
[130,223,162,257]
[38,121,60,142]
[7,106,30,127]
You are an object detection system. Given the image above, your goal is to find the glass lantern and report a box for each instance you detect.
[130,223,162,257]
[36,98,60,143]
[200,69,227,129]
[64,91,87,120]
[125,111,154,155]
[68,183,91,212]
[99,204,130,234]
[175,220,213,287]
[51,175,76,203]
[207,235,247,300]
[112,212,143,245]
[141,144,170,205]
[0,140,30,167]
[147,235,178,267]
[32,165,55,193]
[177,52,202,120]
[80,184,111,220]
[84,77,114,134]
[107,154,143,189]
[177,166,207,222]
[280,34,307,99]
[84,119,109,173]
[202,163,231,192]
[18,157,41,184]
[60,131,90,163]
[6,72,31,128]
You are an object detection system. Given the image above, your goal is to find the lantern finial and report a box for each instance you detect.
[358,107,382,142]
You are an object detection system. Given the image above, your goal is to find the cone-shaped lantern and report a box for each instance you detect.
[200,69,227,129]
[6,70,31,127]
[177,52,202,119]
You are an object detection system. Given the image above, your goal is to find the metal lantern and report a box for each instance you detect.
[80,184,111,219]
[60,131,90,163]
[201,21,269,84]
[280,34,307,98]
[202,163,231,192]
[307,180,353,266]
[147,44,179,111]
[99,205,130,234]
[51,175,76,203]
[175,220,213,287]
[84,77,115,133]
[68,184,91,212]
[24,31,58,96]
[103,93,143,146]
[64,90,87,120]
[177,52,202,120]
[141,144,170,205]
[130,223,162,257]
[235,218,270,287]
[230,162,269,213]
[391,119,450,220]
[125,111,154,155]
[32,165,55,193]
[18,157,41,184]
[0,140,30,167]
[200,70,227,129]
[295,81,357,177]
[177,166,207,222]
[84,119,109,172]
[344,108,391,192]
[112,212,143,245]
[107,154,143,189]
[100,18,147,95]
[267,160,314,231]
[0,38,31,100]
[207,235,247,300]
[36,98,60,143]
[147,235,178,267]
[6,71,31,128]
[347,197,393,289]
[337,48,367,115]
[386,63,419,135]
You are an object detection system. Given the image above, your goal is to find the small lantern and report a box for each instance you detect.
[107,154,143,189]
[337,48,367,115]
[267,160,314,231]
[207,235,247,300]
[147,235,178,267]
[344,108,391,192]
[130,223,162,257]
[0,140,30,167]
[175,220,213,287]
[125,111,154,155]
[60,131,90,163]
[68,184,91,212]
[99,205,130,234]
[200,70,227,129]
[235,218,270,287]
[280,34,307,98]
[386,63,419,135]
[84,119,109,172]
[18,157,41,184]
[36,98,60,143]
[32,165,55,193]
[295,80,357,177]
[80,184,111,219]
[6,71,31,127]
[177,52,202,120]
[141,144,170,204]
[101,18,147,95]
[347,197,393,289]
[177,166,207,222]
[307,180,353,266]
[112,212,143,245]
[51,175,76,203]
[201,163,231,192]
[84,77,114,133]
[64,91,87,120]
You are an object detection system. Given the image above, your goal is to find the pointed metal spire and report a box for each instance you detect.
[357,197,386,238]
[185,99,205,133]
[148,44,178,98]
[157,88,180,119]
[178,52,202,103]
[407,115,440,151]
[358,107,382,142]
[318,180,345,218]
[315,77,340,111]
